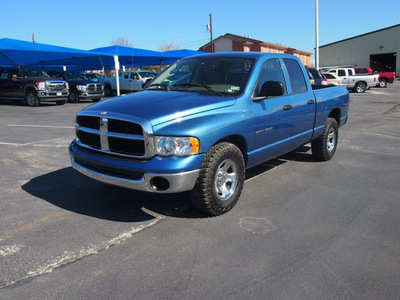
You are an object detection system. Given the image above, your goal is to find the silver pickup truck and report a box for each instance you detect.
[325,68,379,93]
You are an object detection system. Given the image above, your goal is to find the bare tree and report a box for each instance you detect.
[158,41,181,52]
[111,37,134,48]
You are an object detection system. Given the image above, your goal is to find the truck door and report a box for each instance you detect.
[119,72,130,91]
[130,72,142,91]
[0,69,23,97]
[0,69,10,96]
[249,58,293,164]
[337,69,349,86]
[282,58,316,146]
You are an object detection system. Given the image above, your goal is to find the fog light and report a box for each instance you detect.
[150,177,170,192]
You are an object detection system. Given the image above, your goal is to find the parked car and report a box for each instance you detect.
[47,71,104,102]
[353,67,396,88]
[323,72,342,85]
[69,52,349,216]
[306,67,328,85]
[325,68,379,93]
[0,68,69,106]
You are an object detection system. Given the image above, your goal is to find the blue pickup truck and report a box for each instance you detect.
[69,52,349,215]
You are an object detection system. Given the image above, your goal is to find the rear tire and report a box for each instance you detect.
[25,91,40,106]
[190,142,245,216]
[311,118,338,161]
[379,79,387,88]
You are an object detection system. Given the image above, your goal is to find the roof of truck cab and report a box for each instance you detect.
[179,51,298,60]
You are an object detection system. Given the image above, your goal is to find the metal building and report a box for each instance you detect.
[319,24,399,75]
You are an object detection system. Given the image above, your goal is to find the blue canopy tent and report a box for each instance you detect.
[0,38,206,95]
[163,49,205,59]
[91,45,174,68]
[0,38,112,71]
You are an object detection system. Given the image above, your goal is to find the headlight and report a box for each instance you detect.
[76,85,87,91]
[36,82,46,90]
[155,136,199,156]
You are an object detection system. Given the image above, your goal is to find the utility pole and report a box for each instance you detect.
[29,33,38,43]
[209,13,214,53]
[315,0,319,69]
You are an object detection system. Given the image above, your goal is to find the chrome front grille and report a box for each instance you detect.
[76,114,154,158]
[87,83,103,91]
[47,81,67,91]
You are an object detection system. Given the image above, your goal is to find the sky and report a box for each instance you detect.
[2,0,399,55]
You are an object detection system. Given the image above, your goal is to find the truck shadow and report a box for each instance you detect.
[21,167,202,221]
[22,146,315,221]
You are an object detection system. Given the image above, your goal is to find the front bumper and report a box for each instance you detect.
[77,91,105,99]
[69,140,203,193]
[37,90,69,102]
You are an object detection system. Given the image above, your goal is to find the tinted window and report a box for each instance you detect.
[254,59,286,97]
[324,73,334,79]
[348,69,354,76]
[283,58,307,94]
[307,68,322,79]
[338,70,346,76]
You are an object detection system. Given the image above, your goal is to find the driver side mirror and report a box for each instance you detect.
[253,81,284,101]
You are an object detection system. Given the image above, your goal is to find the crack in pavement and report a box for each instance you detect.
[0,216,164,289]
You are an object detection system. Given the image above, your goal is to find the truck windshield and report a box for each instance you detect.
[138,71,156,78]
[21,69,50,78]
[66,72,88,81]
[146,56,254,96]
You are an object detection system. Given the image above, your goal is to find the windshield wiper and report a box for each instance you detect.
[172,83,223,96]
[147,83,170,90]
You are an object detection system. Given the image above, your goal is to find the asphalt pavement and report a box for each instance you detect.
[0,82,399,299]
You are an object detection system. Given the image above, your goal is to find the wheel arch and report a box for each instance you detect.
[24,84,38,96]
[355,80,367,87]
[213,134,248,166]
[328,108,341,125]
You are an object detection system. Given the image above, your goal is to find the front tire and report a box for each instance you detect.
[190,142,245,216]
[104,85,113,97]
[354,82,366,93]
[68,91,79,103]
[311,118,338,161]
[25,91,40,106]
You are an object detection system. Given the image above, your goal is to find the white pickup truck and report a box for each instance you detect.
[100,70,156,96]
[325,68,379,93]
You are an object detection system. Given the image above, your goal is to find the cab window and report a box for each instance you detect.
[283,58,308,94]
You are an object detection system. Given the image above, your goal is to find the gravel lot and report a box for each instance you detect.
[0,82,399,299]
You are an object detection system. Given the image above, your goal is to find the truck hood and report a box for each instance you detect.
[83,90,237,126]
[28,77,64,82]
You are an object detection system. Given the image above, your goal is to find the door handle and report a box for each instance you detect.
[283,105,293,111]
[307,99,315,105]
